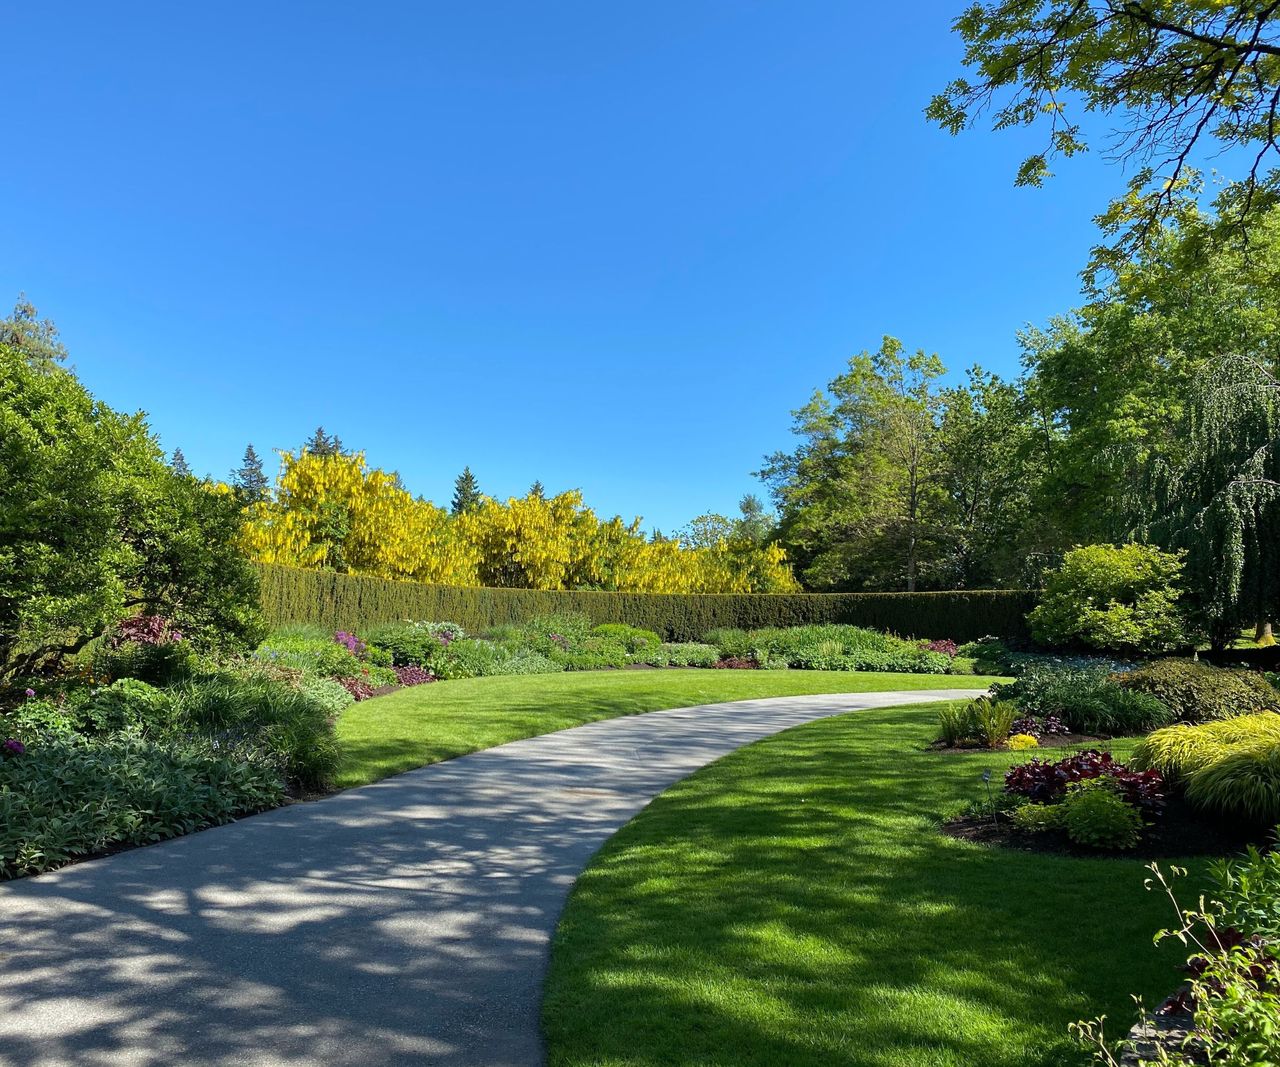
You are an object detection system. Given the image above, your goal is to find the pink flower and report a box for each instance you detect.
[24,688,35,699]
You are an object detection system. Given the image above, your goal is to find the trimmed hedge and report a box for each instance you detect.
[257,564,1034,643]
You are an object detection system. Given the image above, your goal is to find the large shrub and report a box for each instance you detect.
[0,733,284,879]
[1114,659,1277,723]
[0,344,264,677]
[1028,543,1193,654]
[1132,713,1280,781]
[993,659,1171,735]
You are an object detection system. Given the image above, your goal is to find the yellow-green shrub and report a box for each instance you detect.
[1185,743,1280,824]
[1132,713,1280,781]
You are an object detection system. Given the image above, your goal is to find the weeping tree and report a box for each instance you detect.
[1143,355,1280,646]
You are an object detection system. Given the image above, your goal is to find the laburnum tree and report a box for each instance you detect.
[240,450,797,593]
[929,2,1280,246]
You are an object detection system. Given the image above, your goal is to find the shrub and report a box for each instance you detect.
[363,622,462,668]
[337,676,376,701]
[1028,543,1193,654]
[936,697,1018,748]
[1114,659,1277,723]
[1212,843,1280,941]
[994,660,1168,734]
[169,672,341,791]
[1185,744,1280,825]
[1008,733,1039,750]
[0,694,80,739]
[1011,802,1062,833]
[1004,750,1165,811]
[1131,713,1280,781]
[714,657,759,670]
[922,639,959,658]
[79,678,174,735]
[0,733,284,878]
[392,664,436,687]
[590,623,661,655]
[295,675,356,716]
[708,624,952,674]
[1058,780,1143,849]
[549,637,629,671]
[254,632,365,679]
[1010,713,1068,740]
[87,638,201,687]
[642,642,720,668]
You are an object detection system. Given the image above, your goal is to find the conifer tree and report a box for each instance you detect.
[233,444,270,503]
[171,448,192,477]
[303,426,344,456]
[528,480,545,499]
[451,467,482,514]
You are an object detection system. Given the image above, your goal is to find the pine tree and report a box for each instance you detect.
[303,426,344,457]
[0,293,68,369]
[171,448,192,477]
[528,480,545,499]
[233,444,270,504]
[452,467,482,514]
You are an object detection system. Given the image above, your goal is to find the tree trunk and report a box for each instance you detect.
[1256,617,1273,643]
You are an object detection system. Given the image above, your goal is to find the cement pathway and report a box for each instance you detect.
[0,689,979,1067]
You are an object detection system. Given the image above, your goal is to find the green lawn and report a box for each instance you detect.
[334,670,1000,788]
[543,703,1202,1067]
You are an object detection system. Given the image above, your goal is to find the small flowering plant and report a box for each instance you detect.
[333,631,367,658]
[1,738,25,757]
[921,639,959,658]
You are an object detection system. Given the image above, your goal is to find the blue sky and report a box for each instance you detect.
[4,2,1133,532]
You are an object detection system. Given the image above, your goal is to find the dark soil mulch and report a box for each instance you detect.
[928,732,1105,754]
[942,796,1272,860]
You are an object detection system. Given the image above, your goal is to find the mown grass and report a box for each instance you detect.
[543,703,1201,1067]
[334,670,999,788]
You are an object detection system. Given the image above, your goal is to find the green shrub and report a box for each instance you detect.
[591,623,661,655]
[254,632,365,679]
[0,695,82,739]
[643,642,720,668]
[169,672,341,791]
[1028,543,1193,654]
[295,675,356,716]
[1212,843,1280,941]
[710,624,952,674]
[87,639,202,687]
[936,696,1018,748]
[257,563,1035,642]
[547,637,628,672]
[365,621,464,668]
[1114,659,1277,723]
[1058,780,1143,849]
[0,733,285,879]
[1010,802,1063,833]
[79,678,175,735]
[995,660,1170,735]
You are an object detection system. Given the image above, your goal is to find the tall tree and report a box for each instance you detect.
[0,294,68,369]
[528,480,545,499]
[759,337,950,591]
[451,466,482,514]
[929,2,1280,245]
[232,444,270,504]
[302,426,344,456]
[170,448,192,477]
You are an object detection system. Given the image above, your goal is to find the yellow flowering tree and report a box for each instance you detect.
[240,451,797,593]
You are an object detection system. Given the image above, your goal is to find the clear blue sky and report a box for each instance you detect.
[3,2,1131,532]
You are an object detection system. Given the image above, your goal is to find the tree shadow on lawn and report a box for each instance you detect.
[543,707,1200,1067]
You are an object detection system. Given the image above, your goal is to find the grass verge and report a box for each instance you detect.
[543,702,1199,1067]
[334,670,1000,788]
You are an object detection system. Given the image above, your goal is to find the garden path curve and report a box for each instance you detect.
[0,688,981,1067]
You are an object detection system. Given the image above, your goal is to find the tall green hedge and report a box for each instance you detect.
[257,564,1034,643]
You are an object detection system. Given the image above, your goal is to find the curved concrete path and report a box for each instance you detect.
[0,689,979,1067]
